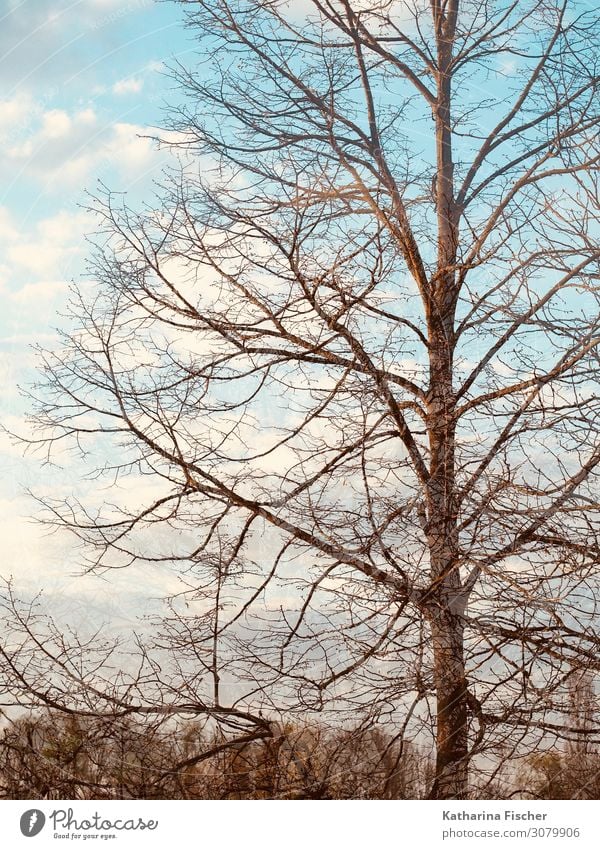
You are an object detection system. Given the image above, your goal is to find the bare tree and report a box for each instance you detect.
[9,0,600,798]
[0,582,274,787]
[0,706,431,800]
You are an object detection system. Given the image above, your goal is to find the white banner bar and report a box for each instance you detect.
[0,800,597,848]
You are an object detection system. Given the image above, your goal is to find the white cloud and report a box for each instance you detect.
[37,208,89,243]
[0,92,37,140]
[11,279,70,302]
[113,77,143,95]
[110,122,154,166]
[40,108,71,139]
[8,106,98,160]
[0,207,91,289]
[284,0,414,23]
[4,100,162,190]
[76,107,97,125]
[0,207,19,242]
[8,243,70,276]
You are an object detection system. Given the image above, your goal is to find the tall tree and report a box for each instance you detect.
[11,0,600,798]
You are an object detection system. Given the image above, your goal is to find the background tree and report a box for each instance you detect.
[0,707,431,800]
[8,0,600,799]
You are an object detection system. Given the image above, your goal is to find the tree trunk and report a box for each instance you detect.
[426,2,465,797]
[425,327,467,798]
[429,608,469,799]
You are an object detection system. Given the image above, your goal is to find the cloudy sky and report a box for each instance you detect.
[0,0,193,629]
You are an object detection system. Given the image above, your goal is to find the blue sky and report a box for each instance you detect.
[1,0,191,217]
[1,0,594,634]
[0,0,196,628]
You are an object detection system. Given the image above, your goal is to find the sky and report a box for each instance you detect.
[0,0,195,631]
[0,0,594,640]
[0,0,423,642]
